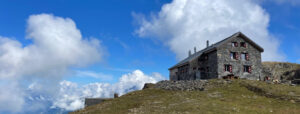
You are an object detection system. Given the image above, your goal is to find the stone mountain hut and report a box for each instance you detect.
[169,32,264,81]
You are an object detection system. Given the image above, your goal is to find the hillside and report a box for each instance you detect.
[262,62,300,81]
[72,79,300,114]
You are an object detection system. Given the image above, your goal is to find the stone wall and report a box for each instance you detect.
[217,36,262,80]
[204,50,218,79]
[85,93,119,107]
[169,35,263,81]
[154,80,207,91]
[148,80,233,91]
[169,68,178,80]
[85,98,111,107]
[176,64,190,80]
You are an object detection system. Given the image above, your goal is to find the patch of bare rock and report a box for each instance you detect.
[144,80,233,91]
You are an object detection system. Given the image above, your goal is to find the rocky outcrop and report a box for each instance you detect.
[153,80,208,91]
[143,83,155,89]
[143,80,233,91]
[262,62,300,81]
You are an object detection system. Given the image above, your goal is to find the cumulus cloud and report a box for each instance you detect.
[75,70,113,81]
[113,70,164,95]
[50,70,164,111]
[0,82,25,112]
[0,13,164,113]
[0,14,103,113]
[134,0,285,61]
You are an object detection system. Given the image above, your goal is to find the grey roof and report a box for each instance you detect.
[168,32,264,70]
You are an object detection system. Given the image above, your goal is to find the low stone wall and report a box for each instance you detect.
[292,79,300,84]
[154,80,208,91]
[84,93,119,107]
[85,98,111,107]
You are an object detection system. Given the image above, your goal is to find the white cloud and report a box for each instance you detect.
[0,82,25,113]
[0,14,103,113]
[0,13,165,113]
[50,70,165,111]
[135,0,285,61]
[114,70,164,95]
[75,70,113,81]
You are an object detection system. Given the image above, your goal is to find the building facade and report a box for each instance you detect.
[169,32,264,81]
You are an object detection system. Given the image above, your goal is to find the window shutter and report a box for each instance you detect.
[229,65,232,73]
[246,53,249,60]
[249,66,252,73]
[235,52,239,60]
[241,42,246,47]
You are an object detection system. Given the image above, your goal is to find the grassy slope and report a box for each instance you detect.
[72,80,300,114]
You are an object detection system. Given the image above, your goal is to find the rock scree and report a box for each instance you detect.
[146,80,212,91]
[144,80,235,91]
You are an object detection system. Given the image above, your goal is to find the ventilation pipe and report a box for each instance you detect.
[188,50,191,57]
[207,40,209,47]
[194,47,197,53]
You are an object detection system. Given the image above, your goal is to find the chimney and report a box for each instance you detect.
[188,50,191,57]
[194,47,197,53]
[206,40,209,47]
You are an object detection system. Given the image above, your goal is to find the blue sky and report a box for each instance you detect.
[262,2,300,63]
[0,0,175,83]
[0,0,299,82]
[0,0,299,113]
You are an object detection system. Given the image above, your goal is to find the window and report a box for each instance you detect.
[230,52,239,60]
[224,65,232,72]
[205,55,208,60]
[232,42,238,47]
[241,53,249,60]
[241,53,246,60]
[244,66,252,73]
[199,68,205,72]
[240,42,246,47]
[206,67,209,72]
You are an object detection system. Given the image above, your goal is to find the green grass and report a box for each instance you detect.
[72,79,300,114]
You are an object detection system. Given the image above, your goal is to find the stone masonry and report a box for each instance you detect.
[169,32,264,81]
